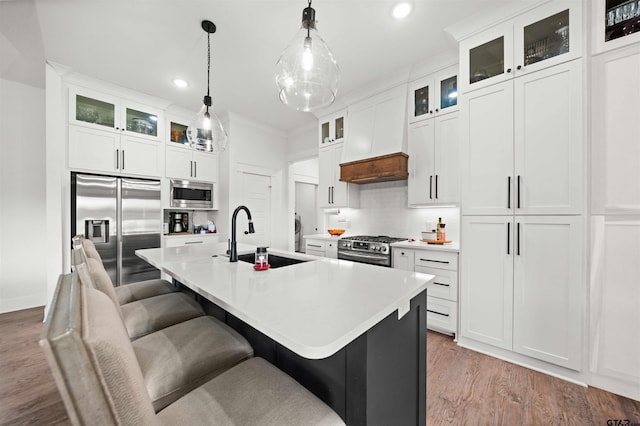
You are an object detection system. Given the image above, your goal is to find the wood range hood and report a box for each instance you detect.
[339,152,409,184]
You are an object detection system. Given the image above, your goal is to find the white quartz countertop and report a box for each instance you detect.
[136,243,433,360]
[391,240,460,253]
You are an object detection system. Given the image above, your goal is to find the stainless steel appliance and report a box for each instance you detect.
[71,173,161,286]
[170,179,213,209]
[338,235,406,267]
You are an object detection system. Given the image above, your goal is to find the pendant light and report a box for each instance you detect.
[275,0,339,112]
[187,20,227,153]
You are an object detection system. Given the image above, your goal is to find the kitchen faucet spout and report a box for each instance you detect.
[230,205,254,262]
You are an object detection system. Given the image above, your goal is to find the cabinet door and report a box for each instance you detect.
[513,216,583,370]
[370,87,407,158]
[331,144,349,206]
[192,151,218,183]
[591,45,640,214]
[165,146,193,180]
[589,216,640,400]
[514,2,582,76]
[408,76,434,124]
[416,265,458,302]
[433,112,460,205]
[460,22,513,94]
[121,101,162,141]
[120,135,163,178]
[69,87,119,131]
[592,0,640,54]
[344,102,375,161]
[68,125,119,173]
[392,248,415,271]
[408,120,435,206]
[461,81,514,215]
[326,241,338,259]
[514,59,583,215]
[460,216,513,350]
[318,147,334,208]
[434,65,459,114]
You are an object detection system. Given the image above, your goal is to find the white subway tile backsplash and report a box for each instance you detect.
[326,181,460,242]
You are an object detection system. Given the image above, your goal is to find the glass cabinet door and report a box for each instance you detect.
[125,108,158,137]
[334,116,344,141]
[439,75,458,110]
[414,84,431,118]
[522,9,570,66]
[74,94,116,129]
[321,120,330,144]
[169,121,189,147]
[469,36,505,85]
[605,0,640,42]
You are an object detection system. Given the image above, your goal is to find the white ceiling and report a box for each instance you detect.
[1,0,534,132]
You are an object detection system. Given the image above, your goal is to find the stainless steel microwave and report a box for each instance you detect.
[170,180,213,209]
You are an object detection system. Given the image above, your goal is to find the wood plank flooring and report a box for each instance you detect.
[1,307,639,425]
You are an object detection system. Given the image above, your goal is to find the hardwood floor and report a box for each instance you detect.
[1,307,638,425]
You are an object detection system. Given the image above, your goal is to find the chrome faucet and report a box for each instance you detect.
[229,205,255,262]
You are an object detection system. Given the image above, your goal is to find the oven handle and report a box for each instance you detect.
[338,250,389,263]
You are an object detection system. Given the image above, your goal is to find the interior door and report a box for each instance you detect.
[238,172,271,247]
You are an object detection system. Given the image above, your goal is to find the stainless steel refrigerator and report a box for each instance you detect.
[71,173,161,286]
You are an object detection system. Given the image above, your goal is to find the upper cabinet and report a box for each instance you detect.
[68,86,164,178]
[408,65,459,124]
[318,110,346,147]
[165,114,218,183]
[592,0,640,53]
[318,143,359,209]
[69,87,163,141]
[460,1,582,93]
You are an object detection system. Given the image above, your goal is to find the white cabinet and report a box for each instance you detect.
[68,87,164,178]
[408,112,460,206]
[318,110,346,147]
[68,125,163,177]
[304,238,338,259]
[591,44,640,215]
[318,143,359,209]
[163,234,219,248]
[392,246,459,335]
[589,216,640,400]
[461,59,583,216]
[343,85,407,163]
[460,1,582,93]
[166,146,218,183]
[460,215,583,369]
[407,65,458,124]
[592,0,640,54]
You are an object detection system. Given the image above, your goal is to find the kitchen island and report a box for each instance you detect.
[137,244,434,425]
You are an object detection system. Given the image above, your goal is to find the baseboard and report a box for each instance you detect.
[590,373,640,402]
[0,294,47,314]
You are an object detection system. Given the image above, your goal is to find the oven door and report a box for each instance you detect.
[338,250,391,267]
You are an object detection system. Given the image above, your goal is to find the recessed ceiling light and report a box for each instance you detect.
[392,2,413,20]
[173,78,188,88]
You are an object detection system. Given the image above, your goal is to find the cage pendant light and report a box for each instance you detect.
[187,20,227,153]
[275,0,339,112]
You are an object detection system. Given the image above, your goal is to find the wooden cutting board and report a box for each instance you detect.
[420,239,453,245]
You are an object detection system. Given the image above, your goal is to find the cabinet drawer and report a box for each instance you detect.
[306,248,325,258]
[305,240,326,252]
[415,251,458,271]
[416,265,458,301]
[164,236,217,248]
[427,297,457,334]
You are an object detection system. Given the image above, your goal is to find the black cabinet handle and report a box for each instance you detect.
[517,222,521,256]
[116,149,119,169]
[433,282,450,287]
[435,175,438,199]
[194,161,197,178]
[508,176,511,209]
[517,175,521,209]
[429,176,433,199]
[419,258,449,264]
[328,187,331,204]
[516,65,522,70]
[122,150,124,170]
[429,110,433,114]
[427,309,449,318]
[190,161,193,177]
[308,244,322,248]
[507,222,510,255]
[435,108,440,112]
[507,68,512,73]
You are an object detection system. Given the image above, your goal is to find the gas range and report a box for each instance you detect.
[338,235,407,267]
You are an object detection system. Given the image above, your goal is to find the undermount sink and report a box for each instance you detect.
[237,253,310,269]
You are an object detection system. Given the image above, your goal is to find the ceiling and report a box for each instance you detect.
[1,0,533,133]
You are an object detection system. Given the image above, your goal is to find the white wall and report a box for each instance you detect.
[325,180,460,242]
[0,78,47,313]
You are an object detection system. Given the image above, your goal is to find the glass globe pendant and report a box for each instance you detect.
[275,0,339,112]
[187,20,228,153]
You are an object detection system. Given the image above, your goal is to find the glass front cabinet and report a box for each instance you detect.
[593,0,640,53]
[408,65,459,124]
[69,87,163,142]
[318,110,346,147]
[460,2,582,93]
